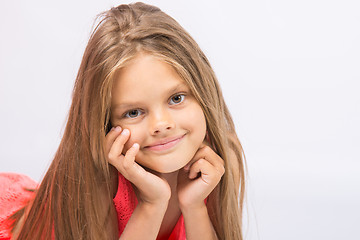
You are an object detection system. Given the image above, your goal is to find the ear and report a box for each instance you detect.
[205,130,217,151]
[205,130,211,142]
[105,121,113,134]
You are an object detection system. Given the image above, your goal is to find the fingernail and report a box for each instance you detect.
[121,129,129,135]
[132,143,139,148]
[115,126,121,132]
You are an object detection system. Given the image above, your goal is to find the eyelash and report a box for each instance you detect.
[169,93,185,105]
[123,93,186,119]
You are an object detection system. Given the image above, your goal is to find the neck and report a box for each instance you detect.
[158,171,179,190]
[144,167,179,190]
[156,170,182,240]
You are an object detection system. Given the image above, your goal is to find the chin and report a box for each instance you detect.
[145,162,187,174]
[138,157,190,174]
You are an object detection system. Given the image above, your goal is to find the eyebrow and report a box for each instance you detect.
[113,83,188,109]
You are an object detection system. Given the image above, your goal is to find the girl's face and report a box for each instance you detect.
[110,53,207,173]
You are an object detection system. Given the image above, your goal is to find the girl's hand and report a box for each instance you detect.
[177,141,225,211]
[105,126,171,205]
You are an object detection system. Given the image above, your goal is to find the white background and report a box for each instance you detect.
[0,0,359,239]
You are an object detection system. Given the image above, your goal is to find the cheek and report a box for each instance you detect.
[121,125,146,154]
[194,111,207,142]
[179,104,207,141]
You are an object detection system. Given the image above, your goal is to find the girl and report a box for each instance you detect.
[2,2,246,239]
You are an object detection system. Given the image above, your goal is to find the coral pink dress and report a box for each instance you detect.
[0,172,186,240]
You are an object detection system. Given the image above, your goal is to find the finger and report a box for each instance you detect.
[110,143,139,175]
[192,145,224,170]
[190,158,224,186]
[104,126,122,153]
[121,143,147,183]
[189,159,215,183]
[122,143,139,171]
[188,158,205,179]
[184,145,224,174]
[107,128,131,161]
[200,141,210,148]
[183,144,208,171]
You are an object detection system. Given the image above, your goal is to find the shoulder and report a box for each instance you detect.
[0,173,37,239]
[0,172,37,203]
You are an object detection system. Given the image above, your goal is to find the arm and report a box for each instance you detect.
[120,201,168,240]
[105,165,168,240]
[180,203,218,240]
[105,127,171,239]
[177,143,225,240]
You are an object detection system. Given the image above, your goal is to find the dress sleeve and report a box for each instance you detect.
[0,173,37,240]
[112,172,186,239]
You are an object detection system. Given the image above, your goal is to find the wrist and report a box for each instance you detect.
[138,199,169,214]
[179,201,207,216]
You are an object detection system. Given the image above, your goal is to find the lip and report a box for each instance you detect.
[144,134,185,151]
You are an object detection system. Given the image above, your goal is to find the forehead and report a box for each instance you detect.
[111,54,188,104]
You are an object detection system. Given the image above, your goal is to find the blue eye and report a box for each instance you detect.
[170,94,185,105]
[125,109,142,118]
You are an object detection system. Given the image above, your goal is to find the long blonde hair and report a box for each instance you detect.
[12,2,246,239]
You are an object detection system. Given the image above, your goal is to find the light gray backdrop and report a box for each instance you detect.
[1,0,359,239]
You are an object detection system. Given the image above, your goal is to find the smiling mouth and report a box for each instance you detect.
[144,134,185,152]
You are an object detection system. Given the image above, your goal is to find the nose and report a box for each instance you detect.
[149,107,175,135]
